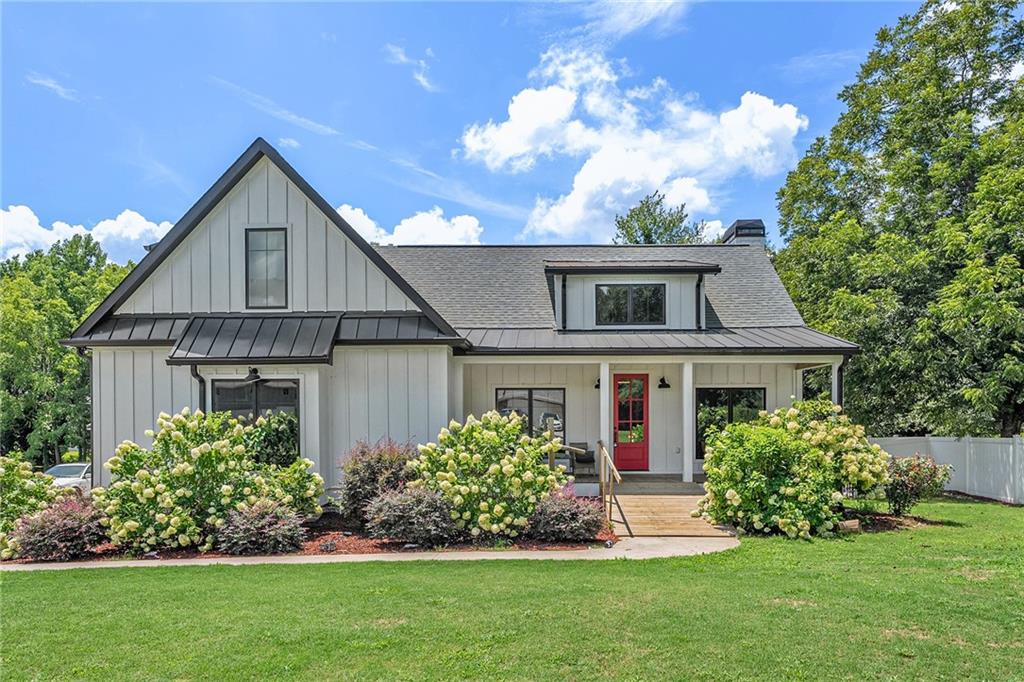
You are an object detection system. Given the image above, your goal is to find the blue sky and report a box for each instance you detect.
[2,1,916,263]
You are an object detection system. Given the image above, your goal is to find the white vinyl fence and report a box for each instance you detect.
[869,436,1024,505]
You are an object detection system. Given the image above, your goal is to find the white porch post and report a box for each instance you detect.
[599,362,611,453]
[830,361,841,405]
[682,360,695,482]
[794,368,804,401]
[450,358,464,421]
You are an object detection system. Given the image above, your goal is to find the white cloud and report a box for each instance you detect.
[1008,61,1024,80]
[25,72,77,101]
[209,77,338,135]
[460,48,807,241]
[1,205,172,261]
[384,44,439,93]
[277,137,301,149]
[577,0,689,42]
[699,219,725,242]
[337,204,482,245]
[778,49,864,83]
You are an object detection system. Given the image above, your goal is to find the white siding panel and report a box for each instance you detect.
[92,348,197,486]
[115,158,419,315]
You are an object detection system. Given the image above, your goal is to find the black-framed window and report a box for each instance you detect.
[212,378,300,422]
[696,387,766,459]
[495,388,565,441]
[595,284,665,325]
[246,228,287,309]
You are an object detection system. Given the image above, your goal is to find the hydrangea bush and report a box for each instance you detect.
[0,453,67,559]
[243,410,299,467]
[408,411,568,539]
[697,399,890,539]
[91,408,323,554]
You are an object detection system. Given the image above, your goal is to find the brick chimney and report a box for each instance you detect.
[719,219,766,246]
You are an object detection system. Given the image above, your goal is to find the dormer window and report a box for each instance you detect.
[246,228,287,309]
[596,284,665,326]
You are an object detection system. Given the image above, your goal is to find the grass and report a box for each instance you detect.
[2,497,1022,681]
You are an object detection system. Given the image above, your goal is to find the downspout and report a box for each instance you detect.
[190,364,206,412]
[837,356,849,407]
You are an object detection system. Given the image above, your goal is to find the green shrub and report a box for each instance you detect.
[90,408,324,554]
[61,451,81,463]
[365,488,462,546]
[336,440,416,529]
[11,496,106,561]
[697,399,890,539]
[0,452,66,559]
[885,456,952,516]
[243,411,299,467]
[526,490,605,542]
[215,500,305,555]
[408,411,568,539]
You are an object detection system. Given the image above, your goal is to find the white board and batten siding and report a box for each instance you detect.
[324,346,450,492]
[90,346,452,490]
[694,363,798,412]
[91,349,199,486]
[115,157,418,315]
[870,436,1023,505]
[562,274,699,330]
[462,361,800,475]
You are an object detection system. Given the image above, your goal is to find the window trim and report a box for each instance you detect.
[245,227,288,310]
[594,283,667,326]
[695,386,766,459]
[494,387,566,438]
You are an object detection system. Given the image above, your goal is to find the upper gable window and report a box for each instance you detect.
[246,229,287,309]
[595,284,665,326]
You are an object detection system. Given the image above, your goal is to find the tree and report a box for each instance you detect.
[0,236,132,467]
[775,0,1024,436]
[613,191,706,245]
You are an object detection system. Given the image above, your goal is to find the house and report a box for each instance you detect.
[66,138,857,490]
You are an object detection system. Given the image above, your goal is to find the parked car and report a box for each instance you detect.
[44,463,92,494]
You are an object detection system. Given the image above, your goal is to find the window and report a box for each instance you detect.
[495,388,565,441]
[696,387,766,459]
[212,378,300,422]
[595,284,665,325]
[246,228,287,308]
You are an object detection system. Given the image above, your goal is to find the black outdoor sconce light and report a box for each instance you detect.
[657,376,671,389]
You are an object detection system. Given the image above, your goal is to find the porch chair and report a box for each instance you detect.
[569,441,596,476]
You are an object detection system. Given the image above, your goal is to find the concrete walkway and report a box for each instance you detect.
[0,536,738,572]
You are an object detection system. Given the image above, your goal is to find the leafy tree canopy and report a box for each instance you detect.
[776,0,1024,436]
[613,191,707,245]
[0,236,132,466]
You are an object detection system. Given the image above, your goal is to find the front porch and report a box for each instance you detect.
[459,354,846,483]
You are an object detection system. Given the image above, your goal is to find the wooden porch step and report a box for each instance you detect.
[613,494,733,538]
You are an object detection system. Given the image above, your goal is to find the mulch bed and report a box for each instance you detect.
[6,512,619,564]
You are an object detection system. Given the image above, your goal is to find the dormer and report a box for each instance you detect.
[546,259,721,331]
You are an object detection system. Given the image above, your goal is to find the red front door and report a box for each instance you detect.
[613,374,649,471]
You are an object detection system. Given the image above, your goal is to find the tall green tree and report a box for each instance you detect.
[613,191,706,245]
[0,236,132,466]
[775,0,1024,436]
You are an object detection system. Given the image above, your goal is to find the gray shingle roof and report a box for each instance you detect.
[377,244,804,329]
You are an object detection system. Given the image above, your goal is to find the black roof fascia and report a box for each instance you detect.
[543,264,722,275]
[69,137,460,341]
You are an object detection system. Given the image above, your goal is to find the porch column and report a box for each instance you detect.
[599,362,611,453]
[794,369,804,401]
[682,361,695,482]
[830,360,844,406]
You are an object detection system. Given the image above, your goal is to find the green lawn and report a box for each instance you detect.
[2,498,1022,681]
